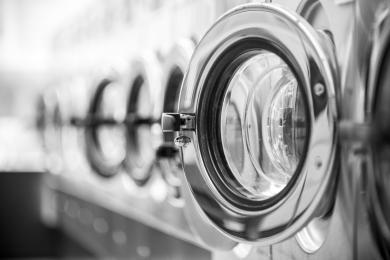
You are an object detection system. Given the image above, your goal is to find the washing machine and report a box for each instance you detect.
[342,0,390,259]
[82,69,128,178]
[60,75,92,179]
[162,1,355,259]
[123,53,162,187]
[156,38,196,206]
[38,86,66,174]
[58,64,133,195]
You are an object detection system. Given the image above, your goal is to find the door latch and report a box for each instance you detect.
[161,113,196,132]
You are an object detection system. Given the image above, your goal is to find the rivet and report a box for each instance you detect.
[314,83,325,96]
[174,135,191,147]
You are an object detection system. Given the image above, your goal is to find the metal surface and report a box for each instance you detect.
[53,183,211,259]
[294,0,336,254]
[355,0,390,258]
[155,39,195,206]
[171,3,339,246]
[32,0,386,259]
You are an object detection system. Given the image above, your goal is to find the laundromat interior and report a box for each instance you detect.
[1,0,390,259]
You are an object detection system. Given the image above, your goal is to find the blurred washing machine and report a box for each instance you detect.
[156,38,196,206]
[37,86,66,174]
[162,1,355,259]
[167,0,218,48]
[123,52,162,188]
[341,0,390,259]
[59,76,92,180]
[63,63,135,195]
[83,69,128,178]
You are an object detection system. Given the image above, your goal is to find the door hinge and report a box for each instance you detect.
[161,113,196,132]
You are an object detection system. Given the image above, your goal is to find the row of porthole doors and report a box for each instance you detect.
[36,1,390,258]
[37,41,195,206]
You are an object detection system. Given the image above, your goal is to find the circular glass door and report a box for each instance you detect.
[85,78,127,177]
[219,51,308,201]
[163,3,339,245]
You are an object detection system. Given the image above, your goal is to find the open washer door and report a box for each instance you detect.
[162,3,339,248]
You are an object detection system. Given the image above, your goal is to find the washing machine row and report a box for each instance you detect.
[38,41,195,203]
[37,0,390,259]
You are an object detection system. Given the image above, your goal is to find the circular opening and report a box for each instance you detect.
[91,81,127,166]
[198,38,311,211]
[220,51,308,201]
[127,75,154,181]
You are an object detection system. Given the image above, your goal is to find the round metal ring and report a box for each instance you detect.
[178,3,338,245]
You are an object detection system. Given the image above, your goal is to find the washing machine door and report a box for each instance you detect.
[156,39,196,205]
[364,6,390,257]
[125,56,161,186]
[85,77,127,177]
[162,3,339,246]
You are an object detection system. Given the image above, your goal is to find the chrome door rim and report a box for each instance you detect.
[178,3,338,245]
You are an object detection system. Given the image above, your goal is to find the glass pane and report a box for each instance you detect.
[220,51,308,200]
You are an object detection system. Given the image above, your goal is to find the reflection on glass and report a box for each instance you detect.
[220,51,308,200]
[224,103,244,172]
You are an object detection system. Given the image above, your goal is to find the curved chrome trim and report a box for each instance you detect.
[177,3,339,246]
[295,0,333,253]
[155,39,195,206]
